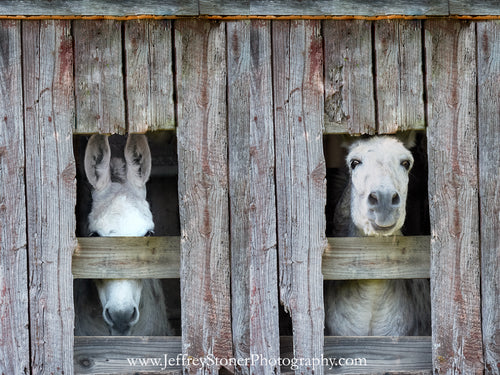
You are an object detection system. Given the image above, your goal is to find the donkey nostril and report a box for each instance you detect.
[368,192,378,205]
[392,193,400,205]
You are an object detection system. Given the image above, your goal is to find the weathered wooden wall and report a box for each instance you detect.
[0,17,498,375]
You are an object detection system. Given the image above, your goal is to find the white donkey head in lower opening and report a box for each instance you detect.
[347,136,414,236]
[85,134,153,335]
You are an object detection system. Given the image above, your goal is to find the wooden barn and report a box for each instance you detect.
[0,1,498,374]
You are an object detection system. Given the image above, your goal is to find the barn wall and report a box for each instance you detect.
[0,17,498,375]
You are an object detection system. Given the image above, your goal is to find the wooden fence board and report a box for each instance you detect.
[74,336,182,374]
[22,20,77,375]
[477,21,500,375]
[73,236,180,278]
[449,0,500,15]
[0,0,198,16]
[0,20,30,375]
[273,20,326,374]
[200,0,449,16]
[74,20,125,134]
[425,20,483,375]
[175,19,232,374]
[375,20,425,133]
[227,20,279,375]
[125,20,175,132]
[323,20,375,134]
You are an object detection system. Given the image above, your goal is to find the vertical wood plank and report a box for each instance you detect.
[23,20,77,375]
[273,20,326,374]
[375,20,425,133]
[0,20,30,375]
[323,20,375,134]
[227,20,279,375]
[74,20,125,134]
[175,19,232,374]
[125,20,175,132]
[425,20,483,375]
[477,21,500,375]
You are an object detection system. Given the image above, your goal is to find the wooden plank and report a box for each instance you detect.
[425,20,483,375]
[73,236,180,278]
[22,20,77,375]
[200,0,448,16]
[74,336,182,374]
[280,336,431,374]
[375,20,425,133]
[323,236,430,280]
[74,20,125,134]
[477,21,500,375]
[273,20,326,374]
[227,20,279,375]
[0,20,30,375]
[125,20,175,132]
[450,0,500,15]
[175,19,232,374]
[0,1,198,16]
[323,20,375,134]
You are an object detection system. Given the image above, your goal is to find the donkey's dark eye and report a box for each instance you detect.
[89,232,100,237]
[401,160,411,170]
[145,231,154,237]
[350,159,362,170]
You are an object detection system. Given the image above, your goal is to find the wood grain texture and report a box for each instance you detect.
[449,0,500,16]
[323,20,376,134]
[22,20,77,375]
[125,20,175,132]
[273,20,326,374]
[74,336,182,374]
[175,19,232,374]
[73,236,180,278]
[425,19,483,375]
[0,20,30,375]
[375,20,425,133]
[477,21,500,375]
[323,236,430,280]
[200,0,449,16]
[227,20,280,375]
[0,0,198,16]
[74,20,125,134]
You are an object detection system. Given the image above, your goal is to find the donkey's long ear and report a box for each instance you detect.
[84,134,111,191]
[124,134,151,187]
[395,130,417,149]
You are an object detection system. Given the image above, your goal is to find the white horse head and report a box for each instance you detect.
[347,136,414,236]
[84,134,153,335]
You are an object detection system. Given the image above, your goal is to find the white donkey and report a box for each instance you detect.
[325,135,431,336]
[74,134,172,336]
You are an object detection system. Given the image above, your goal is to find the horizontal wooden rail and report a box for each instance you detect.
[74,336,431,374]
[73,236,430,280]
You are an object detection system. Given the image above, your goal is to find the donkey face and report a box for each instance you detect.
[347,137,414,236]
[84,134,153,335]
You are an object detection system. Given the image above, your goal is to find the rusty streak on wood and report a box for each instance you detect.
[22,20,77,375]
[0,20,30,375]
[273,19,326,374]
[425,19,483,375]
[74,20,125,134]
[477,20,500,375]
[175,19,233,374]
[227,20,280,375]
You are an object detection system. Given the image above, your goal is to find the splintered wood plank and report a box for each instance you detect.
[199,0,448,16]
[375,20,425,133]
[125,20,175,132]
[273,20,326,374]
[73,236,180,278]
[323,20,375,134]
[477,21,500,375]
[227,20,279,375]
[175,19,232,374]
[425,20,483,375]
[22,20,77,375]
[74,20,125,134]
[0,20,30,375]
[74,336,182,374]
